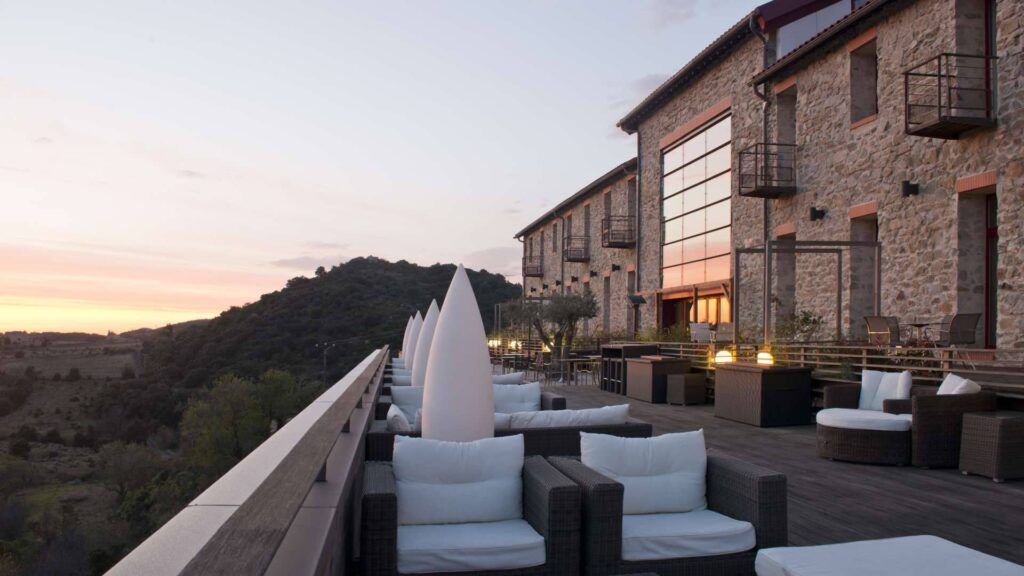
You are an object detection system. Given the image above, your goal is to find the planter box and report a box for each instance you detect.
[714,363,813,427]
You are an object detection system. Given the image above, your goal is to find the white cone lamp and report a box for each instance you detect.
[405,311,423,368]
[399,316,413,358]
[422,265,494,441]
[411,300,440,387]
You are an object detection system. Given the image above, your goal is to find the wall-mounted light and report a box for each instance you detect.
[529,287,537,293]
[809,206,827,221]
[542,283,549,290]
[611,264,621,272]
[901,180,920,197]
[589,270,598,278]
[570,276,579,283]
[627,294,647,305]
[555,280,562,286]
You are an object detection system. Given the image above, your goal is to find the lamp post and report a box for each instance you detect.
[315,340,341,388]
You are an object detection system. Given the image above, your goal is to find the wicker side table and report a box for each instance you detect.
[959,411,1024,482]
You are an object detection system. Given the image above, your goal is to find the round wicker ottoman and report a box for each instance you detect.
[817,424,911,466]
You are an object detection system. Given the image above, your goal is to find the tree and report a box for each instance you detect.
[505,293,598,360]
[121,365,136,380]
[179,375,268,480]
[65,368,81,382]
[96,441,163,499]
[315,266,326,277]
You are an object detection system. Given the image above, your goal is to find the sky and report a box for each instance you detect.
[0,0,758,334]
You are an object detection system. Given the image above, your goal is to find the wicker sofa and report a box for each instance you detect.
[365,418,653,461]
[374,389,566,421]
[818,379,997,468]
[549,453,787,576]
[361,455,582,576]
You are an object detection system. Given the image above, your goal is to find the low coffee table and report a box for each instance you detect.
[960,411,1024,482]
[756,536,1024,575]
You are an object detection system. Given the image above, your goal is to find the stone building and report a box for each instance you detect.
[514,159,640,337]
[519,0,1022,347]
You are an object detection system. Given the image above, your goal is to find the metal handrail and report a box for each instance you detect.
[601,216,636,246]
[904,52,996,131]
[562,235,590,261]
[738,142,797,195]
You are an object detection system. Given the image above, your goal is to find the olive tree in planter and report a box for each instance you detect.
[505,293,598,373]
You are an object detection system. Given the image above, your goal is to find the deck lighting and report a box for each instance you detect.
[757,351,775,365]
[715,349,735,364]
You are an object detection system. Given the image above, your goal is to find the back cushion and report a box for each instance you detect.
[859,370,911,411]
[492,372,526,384]
[386,404,412,433]
[494,382,542,413]
[390,386,425,421]
[391,373,412,386]
[937,373,982,395]
[509,404,630,429]
[581,430,706,515]
[393,434,524,525]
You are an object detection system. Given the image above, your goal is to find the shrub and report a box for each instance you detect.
[14,426,38,442]
[9,440,30,458]
[42,429,63,445]
[66,367,82,382]
[121,365,136,379]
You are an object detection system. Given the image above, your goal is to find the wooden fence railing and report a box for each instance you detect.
[107,347,389,576]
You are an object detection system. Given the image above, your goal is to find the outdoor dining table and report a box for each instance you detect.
[552,355,601,385]
[905,318,940,343]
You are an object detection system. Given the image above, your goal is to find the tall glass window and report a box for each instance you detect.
[661,114,731,290]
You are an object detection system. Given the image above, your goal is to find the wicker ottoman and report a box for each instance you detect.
[666,372,707,405]
[960,411,1024,482]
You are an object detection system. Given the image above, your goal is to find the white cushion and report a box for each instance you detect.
[397,519,544,574]
[392,434,524,525]
[937,373,982,395]
[494,412,512,430]
[391,373,413,386]
[756,535,1024,576]
[858,370,912,411]
[392,368,411,377]
[494,382,542,413]
[390,387,425,422]
[581,430,706,515]
[391,358,405,368]
[509,405,630,429]
[492,371,526,384]
[386,404,413,433]
[621,510,755,561]
[816,408,913,432]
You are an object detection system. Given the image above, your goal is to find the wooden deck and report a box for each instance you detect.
[552,385,1024,564]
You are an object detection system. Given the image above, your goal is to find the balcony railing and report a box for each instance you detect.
[523,256,544,277]
[904,53,997,139]
[562,235,590,262]
[601,216,636,248]
[738,143,797,198]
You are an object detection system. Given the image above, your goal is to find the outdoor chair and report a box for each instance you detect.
[361,435,582,575]
[715,322,735,342]
[549,431,787,576]
[690,322,711,343]
[935,313,981,347]
[864,316,901,346]
[882,373,997,468]
[817,370,914,465]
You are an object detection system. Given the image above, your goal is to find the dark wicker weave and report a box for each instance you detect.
[377,390,567,419]
[714,364,813,427]
[365,419,653,462]
[360,457,581,576]
[548,453,787,576]
[959,411,1024,482]
[820,383,998,468]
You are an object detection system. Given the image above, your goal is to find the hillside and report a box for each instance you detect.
[144,256,520,388]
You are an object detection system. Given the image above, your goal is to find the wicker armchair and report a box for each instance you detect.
[549,454,787,576]
[361,456,581,576]
[882,387,998,468]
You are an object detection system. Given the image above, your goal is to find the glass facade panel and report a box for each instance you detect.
[661,114,732,290]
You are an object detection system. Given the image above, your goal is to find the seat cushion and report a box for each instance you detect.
[391,358,405,368]
[508,404,630,429]
[390,387,424,421]
[397,519,545,574]
[393,434,523,525]
[937,373,982,395]
[756,535,1024,576]
[492,371,526,384]
[387,404,413,432]
[391,373,413,386]
[816,408,913,432]
[859,370,912,411]
[581,430,706,515]
[621,510,755,561]
[494,382,542,413]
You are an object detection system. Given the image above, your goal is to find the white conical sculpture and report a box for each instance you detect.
[411,300,440,387]
[405,311,423,367]
[422,265,494,441]
[399,316,413,357]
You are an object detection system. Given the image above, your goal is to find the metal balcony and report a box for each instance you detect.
[738,143,797,198]
[905,53,997,139]
[562,236,590,262]
[601,216,636,248]
[523,256,544,277]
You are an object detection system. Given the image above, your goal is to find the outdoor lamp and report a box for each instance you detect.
[715,349,735,364]
[757,350,775,365]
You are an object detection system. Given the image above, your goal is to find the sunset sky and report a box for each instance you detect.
[0,0,757,334]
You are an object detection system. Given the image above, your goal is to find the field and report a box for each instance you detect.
[0,334,143,381]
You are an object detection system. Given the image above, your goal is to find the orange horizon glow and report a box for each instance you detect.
[0,295,218,334]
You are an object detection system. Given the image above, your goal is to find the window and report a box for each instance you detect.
[776,0,852,58]
[776,85,797,145]
[661,114,732,290]
[551,223,558,253]
[627,178,637,216]
[850,39,878,124]
[583,205,591,238]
